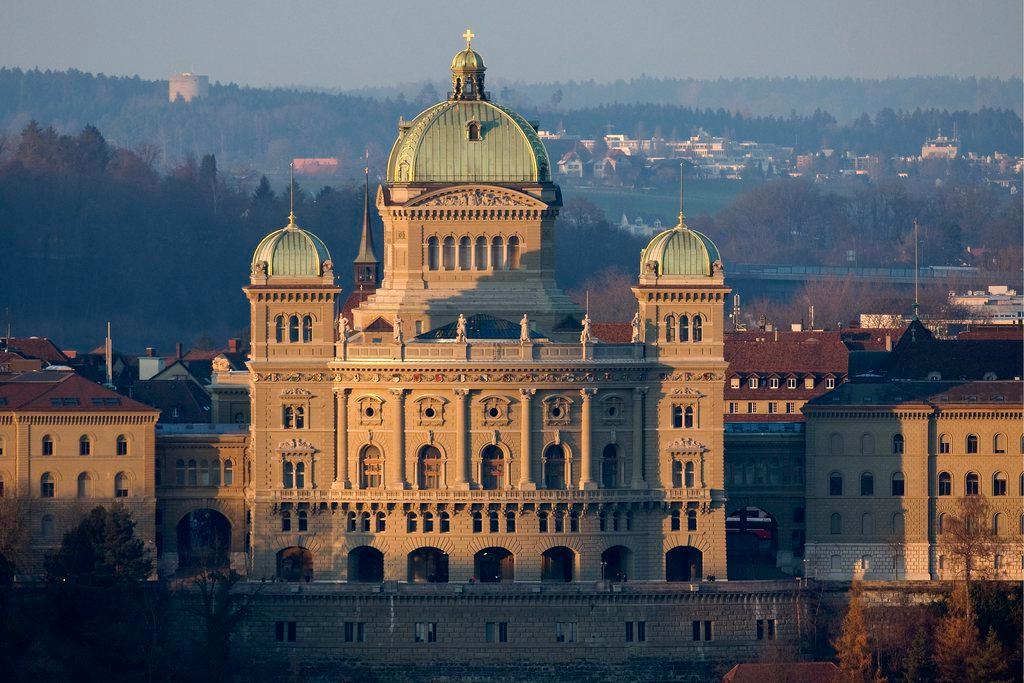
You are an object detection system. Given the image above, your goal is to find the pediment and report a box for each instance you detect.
[406,186,546,209]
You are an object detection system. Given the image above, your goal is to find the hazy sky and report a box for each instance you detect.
[1,0,1021,89]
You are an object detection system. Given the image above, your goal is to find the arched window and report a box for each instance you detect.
[199,459,210,486]
[295,462,306,489]
[665,315,676,342]
[992,472,1007,496]
[283,462,294,489]
[601,444,618,488]
[544,444,569,491]
[474,236,487,270]
[938,434,950,453]
[490,236,504,270]
[937,513,945,534]
[79,435,91,456]
[993,433,1007,454]
[829,433,843,455]
[187,459,198,486]
[684,405,695,428]
[938,471,952,496]
[301,315,313,342]
[439,511,450,533]
[77,472,91,498]
[671,460,683,488]
[40,472,55,498]
[830,513,842,535]
[687,508,698,531]
[275,315,285,342]
[861,512,873,535]
[891,471,905,496]
[481,445,504,490]
[458,237,472,270]
[538,510,549,533]
[860,472,874,496]
[691,315,703,342]
[41,435,54,456]
[892,434,904,454]
[427,236,440,270]
[407,513,418,533]
[472,511,482,533]
[860,433,874,455]
[376,512,387,532]
[489,510,500,533]
[364,512,375,532]
[223,459,234,486]
[288,315,300,343]
[966,434,978,454]
[678,315,689,342]
[281,510,291,532]
[671,405,683,428]
[114,472,129,497]
[467,120,481,141]
[892,512,905,535]
[176,459,185,485]
[506,236,520,269]
[965,472,980,496]
[423,512,434,533]
[991,513,1001,535]
[670,509,681,531]
[345,511,356,532]
[685,461,695,488]
[298,511,309,532]
[442,236,456,270]
[41,515,54,538]
[360,445,382,489]
[829,472,843,496]
[505,510,516,533]
[116,435,128,456]
[418,446,442,490]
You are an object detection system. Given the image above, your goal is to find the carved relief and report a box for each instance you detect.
[277,438,317,456]
[665,437,708,454]
[416,188,524,207]
[356,395,385,426]
[600,395,626,425]
[479,395,512,426]
[414,395,447,426]
[542,395,573,426]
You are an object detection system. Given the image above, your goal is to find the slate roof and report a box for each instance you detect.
[130,379,212,423]
[416,314,545,341]
[881,319,1022,380]
[804,379,1021,411]
[0,371,155,413]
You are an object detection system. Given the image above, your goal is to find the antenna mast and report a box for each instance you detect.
[913,219,920,319]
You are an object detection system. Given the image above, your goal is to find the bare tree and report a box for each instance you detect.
[937,495,1021,590]
[0,494,31,579]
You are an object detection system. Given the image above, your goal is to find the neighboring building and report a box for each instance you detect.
[0,370,159,570]
[168,72,209,103]
[949,285,1023,324]
[617,213,664,238]
[920,132,959,160]
[292,158,340,177]
[803,320,1023,580]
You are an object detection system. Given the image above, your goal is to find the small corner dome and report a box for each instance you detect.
[251,216,332,277]
[639,222,722,278]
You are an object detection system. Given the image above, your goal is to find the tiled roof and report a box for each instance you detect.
[591,323,632,343]
[957,324,1023,340]
[805,379,1022,411]
[1,337,69,364]
[882,320,1023,380]
[130,379,212,423]
[724,331,849,373]
[723,662,838,683]
[0,372,156,412]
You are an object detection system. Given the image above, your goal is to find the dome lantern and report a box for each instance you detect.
[450,28,487,101]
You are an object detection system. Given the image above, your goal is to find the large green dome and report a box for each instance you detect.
[251,215,332,277]
[386,100,550,184]
[640,220,722,278]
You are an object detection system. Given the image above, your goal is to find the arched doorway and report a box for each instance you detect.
[541,546,574,582]
[276,546,313,582]
[601,545,632,582]
[726,506,781,579]
[408,547,449,583]
[666,546,703,582]
[543,444,566,489]
[176,509,231,573]
[348,546,384,583]
[475,547,514,583]
[417,446,442,490]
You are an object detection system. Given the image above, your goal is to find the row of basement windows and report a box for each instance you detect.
[829,470,1022,497]
[829,432,1021,456]
[272,618,781,644]
[36,471,131,498]
[426,235,521,271]
[13,435,131,457]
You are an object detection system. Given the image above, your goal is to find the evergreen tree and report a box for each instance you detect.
[903,626,935,682]
[932,584,979,683]
[45,504,151,585]
[833,586,875,682]
[252,175,275,203]
[967,629,1013,683]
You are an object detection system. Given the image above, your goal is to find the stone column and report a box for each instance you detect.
[389,388,406,489]
[579,388,597,490]
[518,388,536,489]
[631,387,647,488]
[453,389,470,489]
[335,389,350,488]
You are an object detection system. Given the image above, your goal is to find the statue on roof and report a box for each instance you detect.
[580,314,593,344]
[455,314,467,343]
[631,310,642,343]
[393,315,404,345]
[520,315,530,344]
[337,313,350,341]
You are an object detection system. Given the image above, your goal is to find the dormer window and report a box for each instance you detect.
[748,377,759,389]
[787,377,798,389]
[467,120,481,141]
[769,377,779,389]
[730,377,740,389]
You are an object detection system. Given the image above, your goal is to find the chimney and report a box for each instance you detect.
[228,338,239,353]
[175,342,183,359]
[791,323,803,332]
[145,347,155,357]
[774,329,779,342]
[885,335,892,352]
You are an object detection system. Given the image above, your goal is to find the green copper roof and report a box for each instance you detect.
[252,217,332,277]
[451,47,485,71]
[387,100,550,183]
[640,220,721,278]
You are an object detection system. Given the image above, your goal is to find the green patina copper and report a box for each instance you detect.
[251,219,332,277]
[640,220,722,278]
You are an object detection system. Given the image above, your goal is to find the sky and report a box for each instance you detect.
[1,0,1021,89]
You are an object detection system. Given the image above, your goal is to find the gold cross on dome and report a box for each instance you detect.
[463,29,475,47]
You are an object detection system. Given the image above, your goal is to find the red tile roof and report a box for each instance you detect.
[722,662,838,683]
[0,371,156,412]
[725,331,850,374]
[957,324,1023,340]
[592,322,633,343]
[1,337,69,364]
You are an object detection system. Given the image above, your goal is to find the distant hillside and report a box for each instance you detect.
[0,68,1020,176]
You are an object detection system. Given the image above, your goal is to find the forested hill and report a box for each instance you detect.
[0,68,1020,176]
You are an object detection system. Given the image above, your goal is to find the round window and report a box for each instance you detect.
[550,406,563,418]
[487,407,500,418]
[424,407,436,419]
[607,406,618,417]
[364,406,375,418]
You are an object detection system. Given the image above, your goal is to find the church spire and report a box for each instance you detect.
[354,158,380,292]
